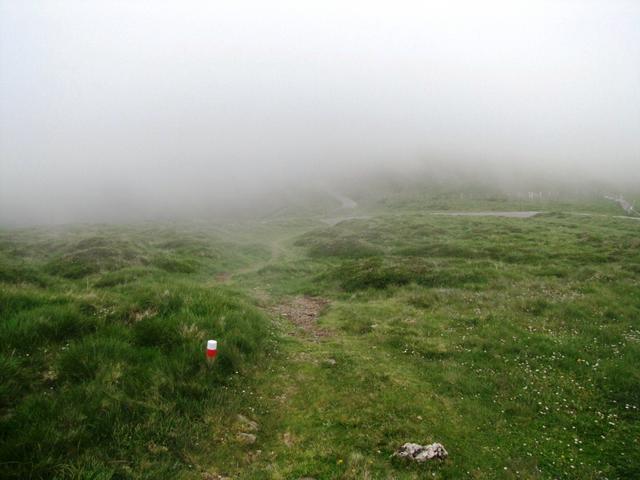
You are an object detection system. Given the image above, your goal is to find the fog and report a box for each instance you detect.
[1,1,639,225]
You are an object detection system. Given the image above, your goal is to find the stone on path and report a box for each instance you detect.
[236,414,259,432]
[394,442,448,462]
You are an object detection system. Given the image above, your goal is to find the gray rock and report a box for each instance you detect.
[394,442,448,462]
[236,414,259,431]
[236,432,257,444]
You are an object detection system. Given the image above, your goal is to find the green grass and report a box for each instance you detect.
[1,192,639,479]
[0,226,274,479]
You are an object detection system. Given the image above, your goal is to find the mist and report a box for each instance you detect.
[1,0,639,225]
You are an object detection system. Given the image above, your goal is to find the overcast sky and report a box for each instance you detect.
[1,1,639,224]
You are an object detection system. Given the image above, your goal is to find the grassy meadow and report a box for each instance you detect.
[1,192,639,479]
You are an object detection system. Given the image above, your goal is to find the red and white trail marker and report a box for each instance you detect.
[206,339,218,361]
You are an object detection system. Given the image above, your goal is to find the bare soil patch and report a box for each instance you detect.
[269,296,330,338]
[214,272,231,283]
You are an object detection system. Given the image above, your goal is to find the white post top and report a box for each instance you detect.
[207,339,217,350]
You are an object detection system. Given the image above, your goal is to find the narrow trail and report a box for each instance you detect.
[604,194,638,216]
[201,222,339,476]
[214,235,288,284]
[215,189,360,284]
[200,194,357,476]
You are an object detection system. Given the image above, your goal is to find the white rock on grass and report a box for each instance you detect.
[394,442,448,462]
